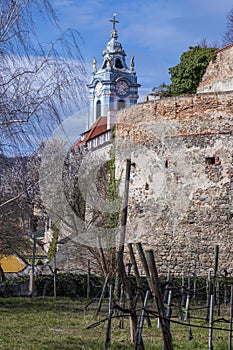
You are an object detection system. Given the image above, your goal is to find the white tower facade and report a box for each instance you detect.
[87,15,140,130]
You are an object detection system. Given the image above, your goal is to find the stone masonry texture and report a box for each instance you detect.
[115,92,233,276]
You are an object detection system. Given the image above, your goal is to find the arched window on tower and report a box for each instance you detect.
[118,100,125,110]
[102,60,107,69]
[115,58,123,69]
[96,100,101,119]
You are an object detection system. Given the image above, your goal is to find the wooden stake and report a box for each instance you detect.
[145,250,173,350]
[98,236,108,277]
[128,243,141,287]
[136,242,153,292]
[128,243,152,328]
[116,159,138,343]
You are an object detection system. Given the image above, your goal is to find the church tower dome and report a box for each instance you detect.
[87,14,140,129]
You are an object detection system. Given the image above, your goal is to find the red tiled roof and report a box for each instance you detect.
[74,117,109,148]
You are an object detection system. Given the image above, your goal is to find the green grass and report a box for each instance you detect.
[0,297,230,349]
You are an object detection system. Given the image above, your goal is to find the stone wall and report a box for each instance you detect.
[197,44,233,93]
[115,92,233,275]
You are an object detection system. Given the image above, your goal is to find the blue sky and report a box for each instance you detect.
[41,0,233,101]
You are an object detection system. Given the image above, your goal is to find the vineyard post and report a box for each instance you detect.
[167,290,172,321]
[224,269,228,305]
[208,294,214,350]
[181,271,185,307]
[228,285,233,350]
[105,284,114,349]
[216,275,220,316]
[128,243,141,287]
[184,294,193,341]
[135,290,149,350]
[136,242,153,292]
[119,284,125,329]
[187,274,190,291]
[193,260,197,301]
[146,249,173,350]
[162,288,172,346]
[53,251,57,299]
[163,269,171,304]
[116,158,138,343]
[128,242,152,328]
[206,270,211,322]
[87,259,90,298]
[97,236,108,277]
[213,245,219,304]
[96,273,110,316]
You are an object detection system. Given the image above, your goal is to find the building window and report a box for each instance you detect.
[118,99,125,110]
[205,157,215,165]
[93,138,98,148]
[96,100,101,119]
[115,58,123,69]
[99,135,104,144]
[105,132,110,142]
[205,155,222,180]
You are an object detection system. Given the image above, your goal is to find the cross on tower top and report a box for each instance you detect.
[109,13,119,30]
[109,13,119,38]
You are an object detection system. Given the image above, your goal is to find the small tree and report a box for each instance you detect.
[0,0,87,154]
[168,46,216,95]
[0,153,41,254]
[152,82,171,97]
[222,7,233,46]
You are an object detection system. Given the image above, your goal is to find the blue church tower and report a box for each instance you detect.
[87,14,140,130]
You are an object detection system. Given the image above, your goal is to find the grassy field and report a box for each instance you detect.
[0,297,230,349]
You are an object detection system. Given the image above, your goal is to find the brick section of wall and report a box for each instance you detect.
[115,92,233,275]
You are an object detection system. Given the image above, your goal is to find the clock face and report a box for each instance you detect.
[95,82,103,96]
[116,80,129,96]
